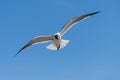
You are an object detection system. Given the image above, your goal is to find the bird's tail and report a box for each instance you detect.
[47,39,69,50]
[60,39,69,49]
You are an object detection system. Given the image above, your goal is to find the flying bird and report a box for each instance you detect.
[14,11,100,57]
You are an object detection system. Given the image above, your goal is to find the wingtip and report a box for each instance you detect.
[13,46,26,58]
[13,51,21,58]
[95,11,101,13]
[13,43,30,58]
[13,54,17,59]
[89,11,101,16]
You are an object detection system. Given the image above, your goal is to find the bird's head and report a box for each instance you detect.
[54,33,61,40]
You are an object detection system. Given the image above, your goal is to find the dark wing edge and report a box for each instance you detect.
[13,41,32,58]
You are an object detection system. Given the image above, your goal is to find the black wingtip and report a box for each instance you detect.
[13,50,22,58]
[89,11,101,16]
[13,49,23,58]
[13,44,30,58]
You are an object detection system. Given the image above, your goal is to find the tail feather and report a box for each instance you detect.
[60,39,69,49]
[47,43,57,50]
[47,39,69,50]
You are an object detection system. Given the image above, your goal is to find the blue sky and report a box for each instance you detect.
[0,0,120,80]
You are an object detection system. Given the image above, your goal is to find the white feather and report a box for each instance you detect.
[47,39,69,50]
[60,39,69,49]
[47,43,57,50]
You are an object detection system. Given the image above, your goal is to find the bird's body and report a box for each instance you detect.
[52,33,61,50]
[14,11,100,57]
[53,37,61,50]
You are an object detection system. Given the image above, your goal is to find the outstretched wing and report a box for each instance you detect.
[59,11,100,36]
[14,36,53,58]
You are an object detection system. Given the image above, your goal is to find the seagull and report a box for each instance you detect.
[14,11,100,57]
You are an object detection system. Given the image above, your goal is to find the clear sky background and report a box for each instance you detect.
[0,0,120,80]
